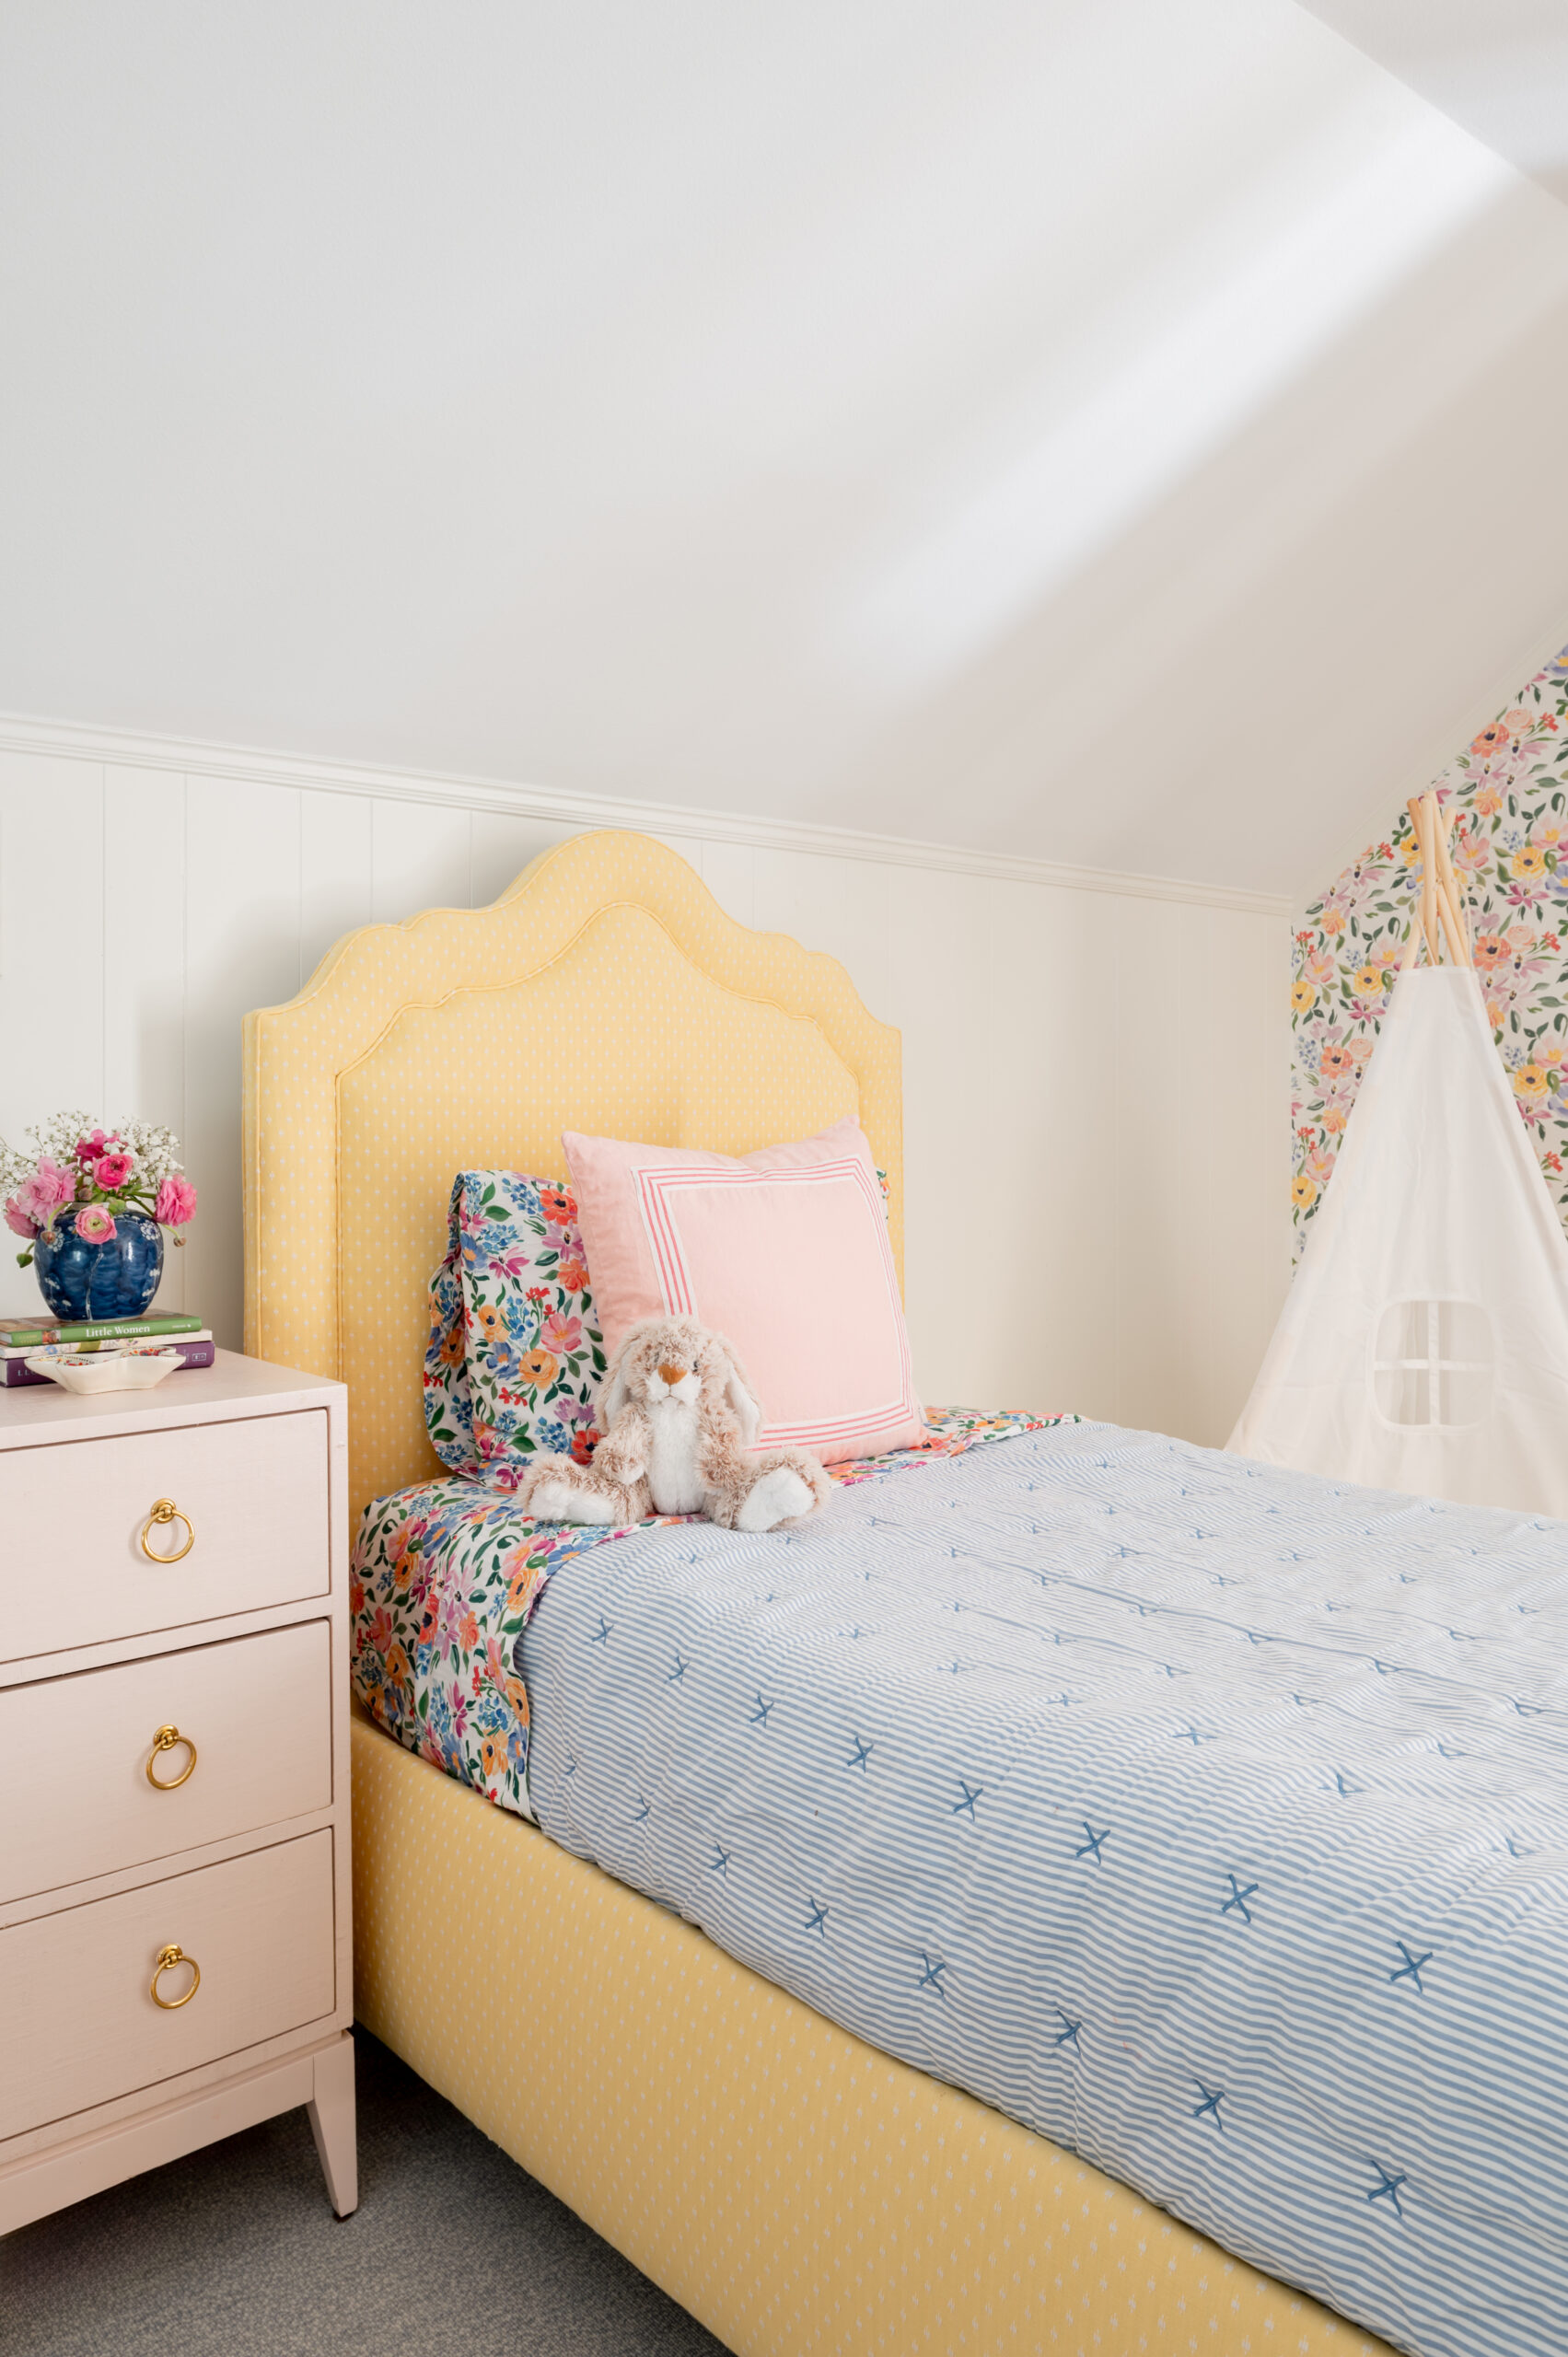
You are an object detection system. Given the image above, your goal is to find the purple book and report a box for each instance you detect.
[3,1339,217,1388]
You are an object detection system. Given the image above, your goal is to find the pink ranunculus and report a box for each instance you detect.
[155,1174,197,1225]
[75,1129,110,1162]
[75,1204,117,1245]
[3,1198,39,1239]
[17,1158,75,1226]
[93,1151,134,1191]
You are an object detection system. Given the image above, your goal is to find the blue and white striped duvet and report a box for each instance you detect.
[519,1418,1568,2357]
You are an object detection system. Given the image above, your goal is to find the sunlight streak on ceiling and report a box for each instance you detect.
[849,96,1510,687]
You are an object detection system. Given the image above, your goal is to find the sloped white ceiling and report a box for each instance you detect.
[3,0,1568,900]
[1297,1,1568,208]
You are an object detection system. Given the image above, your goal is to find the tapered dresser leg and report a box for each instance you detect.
[307,2031,359,2216]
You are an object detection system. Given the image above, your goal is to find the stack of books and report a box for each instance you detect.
[0,1312,215,1388]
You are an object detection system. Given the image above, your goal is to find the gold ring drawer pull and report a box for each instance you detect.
[140,1499,195,1563]
[145,1724,197,1791]
[150,1944,201,2010]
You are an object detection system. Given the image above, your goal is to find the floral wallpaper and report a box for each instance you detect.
[1292,639,1568,1253]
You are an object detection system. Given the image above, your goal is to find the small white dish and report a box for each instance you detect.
[25,1348,184,1394]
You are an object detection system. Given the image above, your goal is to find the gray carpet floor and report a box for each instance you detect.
[1,2031,728,2357]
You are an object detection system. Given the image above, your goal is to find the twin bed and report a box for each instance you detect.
[244,830,1564,2357]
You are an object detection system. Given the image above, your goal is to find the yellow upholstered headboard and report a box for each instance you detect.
[243,830,902,1519]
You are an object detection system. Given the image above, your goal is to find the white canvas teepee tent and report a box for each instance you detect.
[1230,792,1568,1516]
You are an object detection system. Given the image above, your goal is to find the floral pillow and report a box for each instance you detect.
[424,1171,606,1490]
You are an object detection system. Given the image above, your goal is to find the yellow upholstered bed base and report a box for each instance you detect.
[353,1712,1392,2357]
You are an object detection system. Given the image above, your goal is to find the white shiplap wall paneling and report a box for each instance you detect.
[696,839,755,931]
[988,878,1121,1423]
[1110,892,1192,1437]
[300,791,373,985]
[1204,900,1290,1436]
[885,860,995,1411]
[181,779,303,1355]
[1106,892,1290,1447]
[0,753,108,1319]
[102,765,189,1314]
[370,797,473,923]
[0,730,1292,1445]
[1194,900,1279,1442]
[471,813,572,908]
[753,846,893,1026]
[0,752,106,1124]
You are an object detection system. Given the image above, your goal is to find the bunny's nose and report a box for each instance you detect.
[657,1362,689,1387]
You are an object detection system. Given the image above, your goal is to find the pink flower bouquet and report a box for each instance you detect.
[0,1112,197,1269]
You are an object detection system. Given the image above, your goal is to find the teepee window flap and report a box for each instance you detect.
[1370,1297,1493,1431]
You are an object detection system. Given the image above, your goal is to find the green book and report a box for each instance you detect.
[0,1312,205,1347]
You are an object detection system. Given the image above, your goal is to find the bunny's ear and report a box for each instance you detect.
[598,1344,635,1429]
[719,1345,762,1448]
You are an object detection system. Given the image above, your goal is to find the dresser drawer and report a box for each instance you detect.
[0,1831,336,2142]
[0,1621,332,1904]
[0,1410,330,1662]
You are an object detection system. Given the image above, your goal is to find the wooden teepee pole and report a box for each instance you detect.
[1432,797,1472,968]
[1406,795,1438,963]
[1403,792,1470,968]
[1420,794,1444,962]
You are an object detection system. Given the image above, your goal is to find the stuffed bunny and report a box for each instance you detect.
[523,1314,830,1534]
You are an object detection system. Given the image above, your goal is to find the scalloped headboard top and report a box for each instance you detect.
[243,829,903,1517]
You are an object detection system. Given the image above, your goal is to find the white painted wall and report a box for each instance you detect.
[0,730,1288,1446]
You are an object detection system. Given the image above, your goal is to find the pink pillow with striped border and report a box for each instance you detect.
[562,1116,923,1465]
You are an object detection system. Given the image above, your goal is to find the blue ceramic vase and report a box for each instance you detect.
[33,1212,165,1322]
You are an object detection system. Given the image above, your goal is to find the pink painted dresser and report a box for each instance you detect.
[0,1350,356,2233]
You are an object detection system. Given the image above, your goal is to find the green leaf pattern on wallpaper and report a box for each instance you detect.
[1293,640,1568,1256]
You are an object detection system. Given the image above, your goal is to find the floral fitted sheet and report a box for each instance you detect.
[351,1409,1069,1817]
